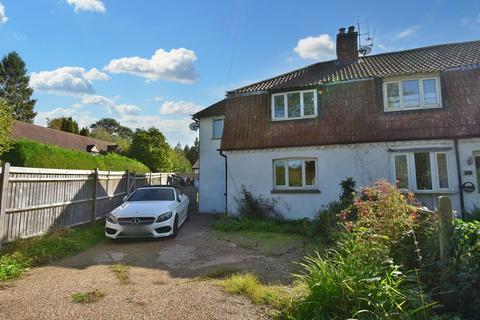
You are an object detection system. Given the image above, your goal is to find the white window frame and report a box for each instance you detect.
[212,118,224,139]
[271,89,318,121]
[390,151,452,193]
[273,158,318,189]
[383,75,442,112]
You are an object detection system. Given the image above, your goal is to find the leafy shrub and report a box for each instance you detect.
[446,219,480,318]
[1,139,149,172]
[340,179,422,267]
[211,216,310,235]
[313,201,343,243]
[287,230,435,320]
[463,205,480,222]
[235,185,282,220]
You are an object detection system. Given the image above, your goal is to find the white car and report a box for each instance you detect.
[105,185,190,239]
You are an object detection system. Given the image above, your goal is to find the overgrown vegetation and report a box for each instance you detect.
[71,289,106,304]
[217,180,480,319]
[1,139,149,172]
[0,223,105,281]
[221,273,296,310]
[110,264,131,285]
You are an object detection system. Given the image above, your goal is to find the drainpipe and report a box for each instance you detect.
[217,149,228,216]
[454,139,465,218]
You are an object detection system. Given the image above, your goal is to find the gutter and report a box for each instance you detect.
[454,139,465,218]
[217,149,228,216]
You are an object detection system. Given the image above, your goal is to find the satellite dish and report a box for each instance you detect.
[359,45,372,56]
[189,122,200,131]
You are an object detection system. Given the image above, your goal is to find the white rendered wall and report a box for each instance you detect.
[225,140,463,219]
[458,138,480,211]
[198,116,225,213]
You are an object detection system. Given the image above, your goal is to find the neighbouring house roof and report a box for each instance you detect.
[193,98,227,119]
[192,160,199,170]
[228,40,480,94]
[11,121,119,153]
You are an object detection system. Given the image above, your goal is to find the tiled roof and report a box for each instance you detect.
[229,40,480,94]
[11,121,118,153]
[193,98,227,119]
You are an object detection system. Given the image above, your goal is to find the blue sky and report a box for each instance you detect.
[0,0,479,146]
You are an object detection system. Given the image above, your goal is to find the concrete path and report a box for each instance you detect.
[0,215,304,320]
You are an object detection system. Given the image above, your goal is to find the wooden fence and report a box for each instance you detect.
[0,163,198,244]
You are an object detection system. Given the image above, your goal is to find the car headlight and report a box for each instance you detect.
[156,212,173,223]
[107,214,118,224]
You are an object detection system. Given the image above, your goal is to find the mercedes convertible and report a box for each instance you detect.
[105,185,190,239]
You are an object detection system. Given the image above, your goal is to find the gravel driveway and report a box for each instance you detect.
[0,215,305,320]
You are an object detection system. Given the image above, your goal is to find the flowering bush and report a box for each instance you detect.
[340,180,426,267]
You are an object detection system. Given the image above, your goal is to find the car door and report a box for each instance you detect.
[175,188,188,220]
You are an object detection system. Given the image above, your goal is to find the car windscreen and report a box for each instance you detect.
[127,188,175,201]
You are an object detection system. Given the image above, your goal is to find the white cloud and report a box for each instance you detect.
[0,2,8,24]
[80,94,141,115]
[84,67,109,80]
[294,34,335,60]
[66,0,105,13]
[394,25,420,40]
[159,100,203,115]
[104,48,198,83]
[115,104,141,115]
[30,67,108,95]
[35,107,97,129]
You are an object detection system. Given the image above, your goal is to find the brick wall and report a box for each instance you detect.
[221,67,480,151]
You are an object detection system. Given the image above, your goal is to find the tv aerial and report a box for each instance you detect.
[357,17,376,56]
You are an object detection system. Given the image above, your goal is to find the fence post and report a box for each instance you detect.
[438,196,453,260]
[0,162,10,245]
[133,171,136,190]
[91,168,99,225]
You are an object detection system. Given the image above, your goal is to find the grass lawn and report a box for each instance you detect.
[0,222,105,281]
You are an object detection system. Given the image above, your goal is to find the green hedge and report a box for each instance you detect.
[1,139,149,172]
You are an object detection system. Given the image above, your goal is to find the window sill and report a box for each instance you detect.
[271,189,321,194]
[272,115,318,122]
[211,137,222,140]
[384,105,443,113]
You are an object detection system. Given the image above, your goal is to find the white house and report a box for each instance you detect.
[193,26,480,218]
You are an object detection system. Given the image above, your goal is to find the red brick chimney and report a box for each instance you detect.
[336,26,358,64]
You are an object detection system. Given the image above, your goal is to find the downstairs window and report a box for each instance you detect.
[273,159,317,189]
[392,151,450,192]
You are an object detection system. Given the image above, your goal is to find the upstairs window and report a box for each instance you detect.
[212,118,223,139]
[272,89,317,120]
[391,151,450,192]
[273,158,317,189]
[383,76,441,111]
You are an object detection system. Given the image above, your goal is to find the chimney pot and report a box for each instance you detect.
[336,25,358,64]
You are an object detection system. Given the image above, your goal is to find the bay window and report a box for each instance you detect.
[383,76,441,111]
[273,159,317,189]
[392,151,450,192]
[272,89,318,120]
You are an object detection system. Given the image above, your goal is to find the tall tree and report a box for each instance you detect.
[46,117,79,134]
[90,118,133,139]
[128,127,171,172]
[185,137,199,165]
[0,52,37,123]
[79,127,90,136]
[0,99,14,155]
